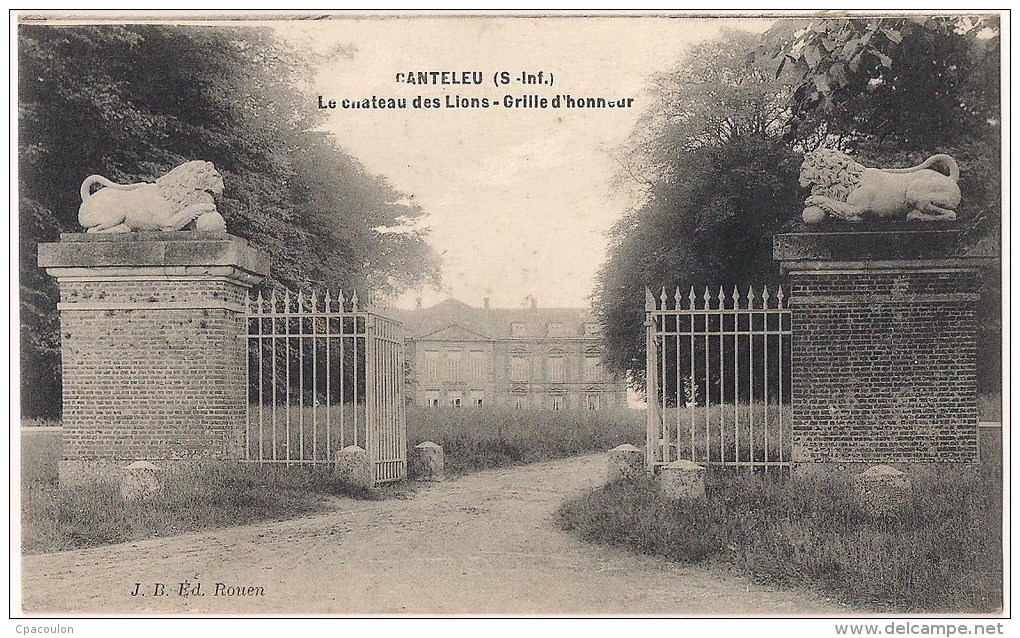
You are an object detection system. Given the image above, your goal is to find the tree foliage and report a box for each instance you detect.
[596,33,802,381]
[596,18,1001,391]
[616,31,793,187]
[762,17,999,146]
[19,25,440,417]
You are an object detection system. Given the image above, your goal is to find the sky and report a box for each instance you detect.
[273,15,773,309]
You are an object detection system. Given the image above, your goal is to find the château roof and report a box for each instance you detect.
[387,298,599,340]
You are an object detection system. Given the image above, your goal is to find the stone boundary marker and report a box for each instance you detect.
[334,445,374,489]
[850,464,913,516]
[119,460,164,500]
[659,459,706,501]
[409,441,445,481]
[607,444,644,482]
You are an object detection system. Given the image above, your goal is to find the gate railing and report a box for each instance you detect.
[245,289,406,484]
[645,285,792,472]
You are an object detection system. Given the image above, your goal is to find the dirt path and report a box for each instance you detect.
[20,454,847,615]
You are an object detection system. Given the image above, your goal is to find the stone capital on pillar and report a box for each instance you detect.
[38,231,270,483]
[39,231,270,288]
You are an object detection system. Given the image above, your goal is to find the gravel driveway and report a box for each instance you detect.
[20,453,846,615]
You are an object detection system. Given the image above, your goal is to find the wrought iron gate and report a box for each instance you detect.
[246,289,407,483]
[645,286,792,472]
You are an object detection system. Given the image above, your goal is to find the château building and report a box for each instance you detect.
[389,298,628,409]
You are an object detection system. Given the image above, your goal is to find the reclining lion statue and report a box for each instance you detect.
[799,148,961,224]
[78,160,227,233]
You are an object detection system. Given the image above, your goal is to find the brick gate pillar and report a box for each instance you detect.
[38,232,270,483]
[774,225,985,466]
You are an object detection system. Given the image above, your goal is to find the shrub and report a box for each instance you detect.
[407,406,645,474]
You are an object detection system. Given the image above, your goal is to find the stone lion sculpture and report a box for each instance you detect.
[78,160,227,233]
[799,149,961,224]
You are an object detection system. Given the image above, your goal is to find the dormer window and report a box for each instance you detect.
[583,322,600,336]
[547,322,569,337]
[511,322,527,337]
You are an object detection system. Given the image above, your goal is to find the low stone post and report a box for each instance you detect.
[409,441,444,481]
[119,460,164,500]
[607,443,644,482]
[850,464,913,516]
[659,459,706,501]
[334,445,374,490]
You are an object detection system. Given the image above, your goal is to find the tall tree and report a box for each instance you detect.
[19,24,440,417]
[595,32,802,382]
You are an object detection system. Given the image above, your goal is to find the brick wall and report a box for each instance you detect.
[790,268,979,463]
[38,233,270,477]
[58,277,249,461]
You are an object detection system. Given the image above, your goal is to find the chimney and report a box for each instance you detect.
[531,297,537,309]
[415,297,422,309]
[483,297,490,308]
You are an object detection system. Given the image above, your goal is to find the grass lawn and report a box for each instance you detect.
[558,432,1003,613]
[21,407,645,553]
[21,463,381,555]
[655,402,789,464]
[21,395,1000,559]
